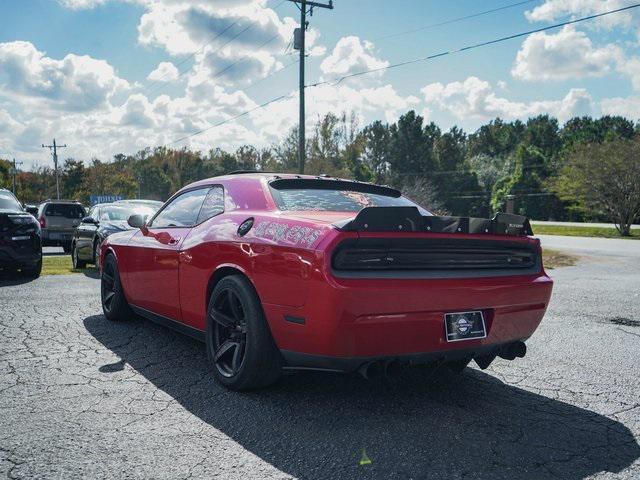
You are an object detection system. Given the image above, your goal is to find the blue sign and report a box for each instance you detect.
[90,195,124,206]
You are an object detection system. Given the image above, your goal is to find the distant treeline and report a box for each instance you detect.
[1,112,639,223]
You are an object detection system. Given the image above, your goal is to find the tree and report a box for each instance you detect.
[467,118,525,158]
[388,111,438,178]
[549,137,640,235]
[491,145,557,219]
[62,159,86,200]
[400,178,447,215]
[361,120,390,181]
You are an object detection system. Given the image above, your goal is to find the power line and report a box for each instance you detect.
[374,0,536,41]
[166,92,295,146]
[144,0,288,98]
[307,2,640,88]
[157,3,640,150]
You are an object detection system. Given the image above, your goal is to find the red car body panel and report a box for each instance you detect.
[102,173,553,371]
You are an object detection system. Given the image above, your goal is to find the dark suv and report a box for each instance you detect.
[37,200,86,252]
[0,189,42,277]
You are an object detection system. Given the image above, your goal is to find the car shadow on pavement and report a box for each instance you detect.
[0,271,34,286]
[84,314,640,480]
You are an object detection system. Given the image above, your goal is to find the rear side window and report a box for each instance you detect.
[0,191,21,211]
[197,186,224,223]
[45,203,85,218]
[270,180,419,213]
[150,188,209,228]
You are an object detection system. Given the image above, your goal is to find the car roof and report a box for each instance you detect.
[185,171,378,189]
[41,199,83,204]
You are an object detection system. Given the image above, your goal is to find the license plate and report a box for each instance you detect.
[445,311,486,342]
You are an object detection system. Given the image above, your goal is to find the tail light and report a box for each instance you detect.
[39,216,46,228]
[332,238,540,275]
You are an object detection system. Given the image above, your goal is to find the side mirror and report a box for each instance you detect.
[81,216,96,224]
[127,214,146,229]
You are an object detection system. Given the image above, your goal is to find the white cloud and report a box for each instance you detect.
[58,0,110,9]
[0,41,129,111]
[251,83,419,139]
[320,36,389,79]
[525,0,637,29]
[421,76,594,123]
[617,56,640,90]
[147,61,179,82]
[600,96,640,119]
[512,27,622,81]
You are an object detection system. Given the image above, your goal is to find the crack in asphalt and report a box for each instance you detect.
[1,261,639,479]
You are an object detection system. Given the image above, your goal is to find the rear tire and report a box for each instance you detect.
[206,275,281,390]
[101,254,132,321]
[21,258,42,279]
[72,243,87,269]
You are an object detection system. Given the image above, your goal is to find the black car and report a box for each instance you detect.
[0,189,42,278]
[71,202,160,269]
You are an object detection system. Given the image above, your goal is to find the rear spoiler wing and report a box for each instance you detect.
[334,207,533,236]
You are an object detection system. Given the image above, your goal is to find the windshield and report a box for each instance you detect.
[272,187,423,213]
[99,205,156,221]
[45,203,85,218]
[0,191,22,211]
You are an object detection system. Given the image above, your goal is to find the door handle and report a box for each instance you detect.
[168,237,181,245]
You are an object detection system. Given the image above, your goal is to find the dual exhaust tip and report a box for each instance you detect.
[357,341,527,380]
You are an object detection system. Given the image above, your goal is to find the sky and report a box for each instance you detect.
[0,0,639,169]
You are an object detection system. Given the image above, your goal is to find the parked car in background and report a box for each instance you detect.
[72,201,160,269]
[100,173,553,390]
[38,200,86,253]
[0,189,42,277]
[24,204,39,217]
[115,199,163,210]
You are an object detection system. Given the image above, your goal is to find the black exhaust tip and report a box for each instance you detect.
[499,341,527,361]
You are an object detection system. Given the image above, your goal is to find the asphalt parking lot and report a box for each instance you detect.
[1,238,639,479]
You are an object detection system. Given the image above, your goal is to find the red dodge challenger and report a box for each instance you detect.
[100,172,553,390]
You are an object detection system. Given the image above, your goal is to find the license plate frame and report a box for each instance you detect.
[444,311,487,342]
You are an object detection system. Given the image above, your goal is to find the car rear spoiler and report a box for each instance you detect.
[333,207,533,236]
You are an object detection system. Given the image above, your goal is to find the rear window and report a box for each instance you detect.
[44,203,85,219]
[269,179,421,213]
[0,191,21,211]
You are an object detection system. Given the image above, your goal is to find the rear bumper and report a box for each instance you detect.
[0,244,41,268]
[264,272,553,368]
[281,341,523,372]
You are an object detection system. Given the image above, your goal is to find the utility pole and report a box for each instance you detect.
[290,0,333,174]
[11,158,23,195]
[42,139,67,200]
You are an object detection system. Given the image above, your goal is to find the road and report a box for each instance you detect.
[1,237,639,479]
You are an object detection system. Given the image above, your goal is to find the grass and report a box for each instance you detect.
[42,255,97,276]
[533,224,640,240]
[542,249,579,269]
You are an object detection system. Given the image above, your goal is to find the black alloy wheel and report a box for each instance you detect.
[100,254,131,321]
[206,275,281,390]
[101,260,117,314]
[210,288,248,378]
